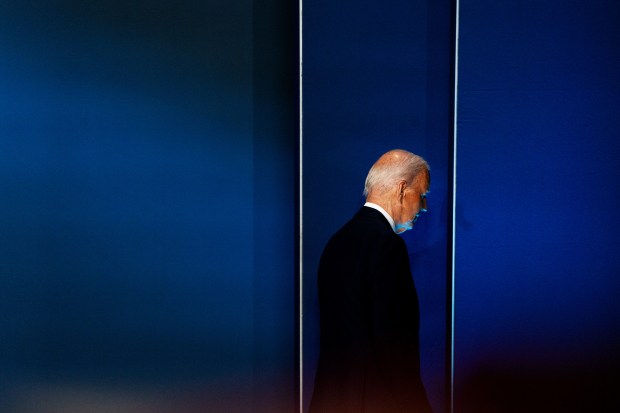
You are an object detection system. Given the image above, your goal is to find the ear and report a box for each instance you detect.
[397,180,407,202]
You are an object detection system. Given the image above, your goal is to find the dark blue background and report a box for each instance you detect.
[455,0,620,411]
[302,1,453,412]
[4,1,619,412]
[1,1,296,412]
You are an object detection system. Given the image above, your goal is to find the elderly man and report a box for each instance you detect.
[310,149,432,413]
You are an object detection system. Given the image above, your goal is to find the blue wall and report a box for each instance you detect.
[0,1,296,412]
[302,1,454,412]
[455,1,620,411]
[304,1,620,412]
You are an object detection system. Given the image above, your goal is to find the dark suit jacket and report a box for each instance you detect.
[310,207,432,413]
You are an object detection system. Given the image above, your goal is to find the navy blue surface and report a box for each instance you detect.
[303,1,453,412]
[0,1,296,412]
[455,1,620,411]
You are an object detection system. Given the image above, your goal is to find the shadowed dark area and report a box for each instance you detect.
[458,359,619,413]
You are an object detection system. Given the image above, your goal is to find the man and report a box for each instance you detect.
[310,149,433,413]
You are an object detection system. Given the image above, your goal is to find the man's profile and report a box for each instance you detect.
[310,149,433,413]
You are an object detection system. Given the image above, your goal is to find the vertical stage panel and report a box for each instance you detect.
[302,1,454,412]
[0,1,298,412]
[455,1,620,412]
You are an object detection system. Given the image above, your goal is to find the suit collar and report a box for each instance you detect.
[363,202,396,232]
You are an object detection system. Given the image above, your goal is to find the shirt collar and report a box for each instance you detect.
[364,202,396,232]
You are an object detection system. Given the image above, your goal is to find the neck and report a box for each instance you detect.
[365,195,395,220]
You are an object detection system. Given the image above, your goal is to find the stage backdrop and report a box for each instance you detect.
[302,1,454,412]
[454,0,620,411]
[0,1,297,412]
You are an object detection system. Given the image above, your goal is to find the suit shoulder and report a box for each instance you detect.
[322,209,404,258]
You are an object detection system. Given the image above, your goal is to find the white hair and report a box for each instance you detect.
[363,149,430,197]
